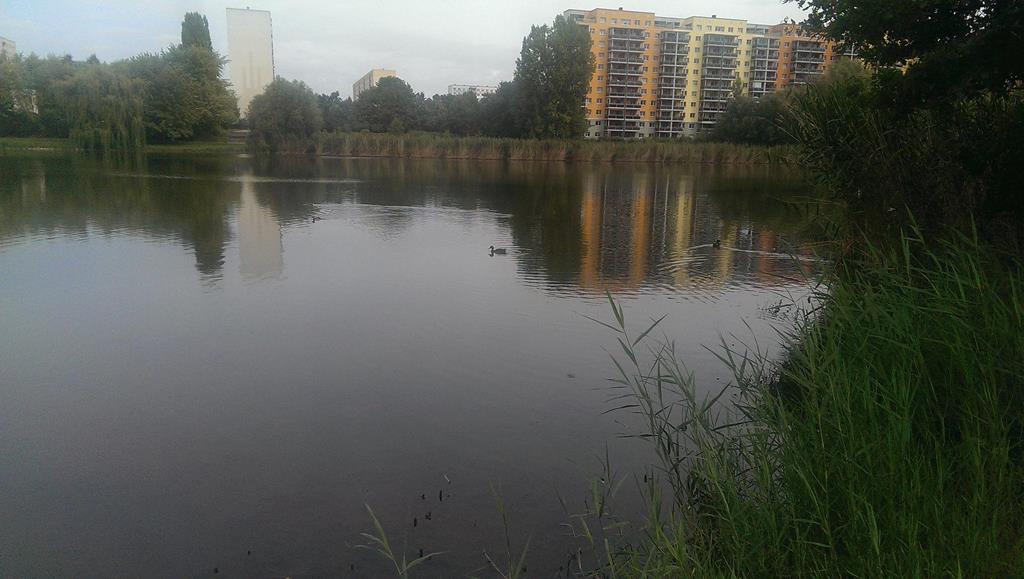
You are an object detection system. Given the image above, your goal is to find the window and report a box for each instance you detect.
[597,75,604,80]
[644,43,650,49]
[715,26,724,32]
[691,91,697,96]
[697,24,703,30]
[746,39,752,44]
[600,30,606,35]
[600,17,606,23]
[597,63,604,69]
[645,21,651,26]
[598,87,604,92]
[653,55,658,61]
[643,66,648,72]
[695,35,701,40]
[611,18,617,24]
[586,98,592,104]
[635,19,640,25]
[728,27,733,32]
[599,41,605,47]
[690,112,696,118]
[599,52,605,57]
[597,98,603,103]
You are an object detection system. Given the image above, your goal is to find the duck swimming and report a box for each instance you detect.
[712,239,722,249]
[489,245,507,255]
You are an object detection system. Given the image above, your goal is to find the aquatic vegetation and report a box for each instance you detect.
[599,231,1024,576]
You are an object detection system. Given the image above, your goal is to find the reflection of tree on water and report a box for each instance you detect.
[0,153,240,280]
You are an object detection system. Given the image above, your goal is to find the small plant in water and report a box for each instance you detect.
[357,504,444,578]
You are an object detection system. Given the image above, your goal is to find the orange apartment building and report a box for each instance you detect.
[564,8,856,139]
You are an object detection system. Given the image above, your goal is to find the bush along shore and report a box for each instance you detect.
[256,131,795,165]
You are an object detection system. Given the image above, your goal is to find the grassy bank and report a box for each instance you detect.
[600,233,1023,576]
[0,137,244,155]
[265,131,795,165]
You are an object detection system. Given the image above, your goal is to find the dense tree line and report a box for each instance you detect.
[0,11,237,149]
[248,14,594,150]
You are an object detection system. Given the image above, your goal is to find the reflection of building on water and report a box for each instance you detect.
[581,171,692,291]
[577,172,805,292]
[237,174,283,279]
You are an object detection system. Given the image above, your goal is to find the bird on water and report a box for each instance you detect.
[489,245,507,256]
[712,239,722,249]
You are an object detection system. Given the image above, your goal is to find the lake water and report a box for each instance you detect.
[0,152,820,577]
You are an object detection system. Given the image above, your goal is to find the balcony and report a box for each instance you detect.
[605,98,642,109]
[609,40,644,53]
[607,111,642,120]
[608,53,644,65]
[609,28,644,40]
[703,34,739,47]
[794,41,826,52]
[660,32,690,43]
[607,78,643,87]
[702,57,737,69]
[703,46,737,57]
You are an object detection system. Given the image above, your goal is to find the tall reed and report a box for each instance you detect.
[600,231,1024,576]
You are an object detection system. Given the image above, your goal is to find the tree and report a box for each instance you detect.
[118,44,237,142]
[480,81,524,138]
[514,14,594,139]
[318,91,354,132]
[711,94,793,146]
[0,55,40,136]
[789,0,1024,103]
[181,12,213,50]
[56,66,145,151]
[352,76,422,133]
[247,78,322,152]
[421,92,481,135]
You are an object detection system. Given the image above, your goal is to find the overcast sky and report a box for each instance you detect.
[2,0,807,98]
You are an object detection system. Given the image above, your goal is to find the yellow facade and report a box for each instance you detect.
[566,8,851,139]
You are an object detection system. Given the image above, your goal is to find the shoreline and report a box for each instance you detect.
[0,135,795,165]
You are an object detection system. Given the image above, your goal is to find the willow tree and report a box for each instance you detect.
[57,66,145,151]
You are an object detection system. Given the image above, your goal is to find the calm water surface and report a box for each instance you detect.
[0,153,820,577]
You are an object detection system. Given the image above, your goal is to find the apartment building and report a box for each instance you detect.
[447,84,498,97]
[565,9,853,139]
[353,69,397,99]
[226,8,275,117]
[0,36,15,59]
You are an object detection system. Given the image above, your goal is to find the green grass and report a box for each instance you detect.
[0,137,78,151]
[0,137,244,155]
[264,131,795,165]
[596,231,1024,577]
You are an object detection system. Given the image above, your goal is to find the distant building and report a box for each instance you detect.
[226,8,275,117]
[447,84,498,97]
[565,8,858,139]
[0,36,15,59]
[353,69,396,99]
